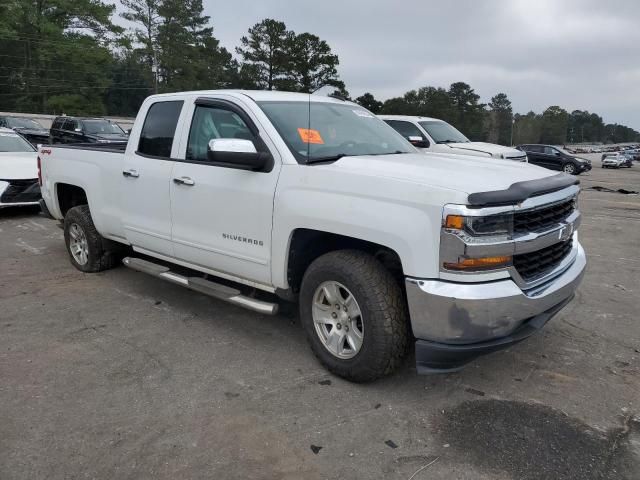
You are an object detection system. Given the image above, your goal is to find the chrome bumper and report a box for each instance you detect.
[405,242,586,344]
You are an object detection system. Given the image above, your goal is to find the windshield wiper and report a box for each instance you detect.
[306,153,348,164]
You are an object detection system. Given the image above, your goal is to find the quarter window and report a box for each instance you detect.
[138,101,184,158]
[186,105,255,161]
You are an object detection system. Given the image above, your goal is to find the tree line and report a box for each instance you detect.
[0,0,344,117]
[356,86,640,145]
[1,0,638,144]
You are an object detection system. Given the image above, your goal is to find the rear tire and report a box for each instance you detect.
[299,250,408,383]
[63,205,122,273]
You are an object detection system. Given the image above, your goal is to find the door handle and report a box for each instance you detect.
[173,176,195,186]
[122,169,139,178]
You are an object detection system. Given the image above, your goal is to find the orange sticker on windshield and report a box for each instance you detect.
[298,128,324,144]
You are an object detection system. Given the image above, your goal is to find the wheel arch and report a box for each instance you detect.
[281,228,405,297]
[56,183,88,216]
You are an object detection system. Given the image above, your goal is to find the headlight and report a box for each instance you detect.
[445,213,513,237]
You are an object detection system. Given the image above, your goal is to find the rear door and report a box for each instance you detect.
[169,96,281,285]
[523,145,546,167]
[121,99,185,257]
[543,146,563,170]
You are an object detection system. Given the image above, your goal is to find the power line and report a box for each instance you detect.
[0,86,153,97]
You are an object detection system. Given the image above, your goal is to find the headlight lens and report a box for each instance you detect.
[445,213,513,237]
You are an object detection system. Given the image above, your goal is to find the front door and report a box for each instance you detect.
[169,97,281,286]
[121,99,185,257]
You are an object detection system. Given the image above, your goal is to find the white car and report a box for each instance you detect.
[0,127,41,208]
[602,153,632,168]
[380,115,528,162]
[39,90,585,381]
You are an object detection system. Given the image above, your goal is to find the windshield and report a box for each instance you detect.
[6,117,44,130]
[257,101,414,163]
[0,132,36,152]
[418,121,469,144]
[82,120,125,135]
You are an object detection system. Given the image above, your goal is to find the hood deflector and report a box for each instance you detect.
[467,173,579,206]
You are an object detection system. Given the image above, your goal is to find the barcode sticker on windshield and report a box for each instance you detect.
[353,109,375,118]
[298,128,324,144]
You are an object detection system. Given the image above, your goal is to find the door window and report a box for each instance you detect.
[138,101,184,158]
[544,146,557,155]
[384,120,427,141]
[65,119,78,131]
[186,105,255,161]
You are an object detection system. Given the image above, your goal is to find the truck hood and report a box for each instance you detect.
[0,152,38,180]
[13,127,49,137]
[441,142,526,160]
[328,152,553,196]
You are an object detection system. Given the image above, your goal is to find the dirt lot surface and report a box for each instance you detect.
[1,155,638,479]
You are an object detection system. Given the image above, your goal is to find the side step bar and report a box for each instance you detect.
[122,257,279,315]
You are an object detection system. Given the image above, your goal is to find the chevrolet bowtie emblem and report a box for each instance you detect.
[558,223,574,241]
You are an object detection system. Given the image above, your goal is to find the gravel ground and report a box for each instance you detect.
[0,155,638,479]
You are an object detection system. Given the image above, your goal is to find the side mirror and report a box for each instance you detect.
[207,139,271,171]
[408,136,430,148]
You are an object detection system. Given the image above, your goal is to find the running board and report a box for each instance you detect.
[122,257,278,315]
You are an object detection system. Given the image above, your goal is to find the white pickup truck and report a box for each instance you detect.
[379,115,528,162]
[39,90,585,382]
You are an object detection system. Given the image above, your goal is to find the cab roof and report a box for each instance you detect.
[377,115,442,122]
[147,89,356,105]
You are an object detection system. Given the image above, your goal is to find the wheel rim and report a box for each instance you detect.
[312,281,364,359]
[68,223,89,265]
[564,164,575,174]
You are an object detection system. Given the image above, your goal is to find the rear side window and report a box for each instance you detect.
[138,101,184,158]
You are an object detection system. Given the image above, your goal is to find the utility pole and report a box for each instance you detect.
[510,116,515,146]
[152,55,158,94]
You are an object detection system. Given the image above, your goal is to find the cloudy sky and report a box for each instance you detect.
[132,0,640,128]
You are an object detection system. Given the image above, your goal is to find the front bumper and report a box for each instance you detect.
[406,243,586,372]
[0,179,41,208]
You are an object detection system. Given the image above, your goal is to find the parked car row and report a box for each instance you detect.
[0,115,130,147]
[0,116,50,146]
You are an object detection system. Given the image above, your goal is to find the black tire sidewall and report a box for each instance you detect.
[299,251,407,382]
[564,163,577,175]
[63,206,105,273]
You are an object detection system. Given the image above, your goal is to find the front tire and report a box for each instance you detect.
[563,163,577,175]
[299,250,408,382]
[63,205,121,273]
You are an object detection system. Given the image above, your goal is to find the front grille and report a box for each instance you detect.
[0,179,41,203]
[514,238,573,281]
[514,198,575,234]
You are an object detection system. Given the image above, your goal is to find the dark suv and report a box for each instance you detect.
[50,116,128,144]
[516,144,592,175]
[0,116,50,146]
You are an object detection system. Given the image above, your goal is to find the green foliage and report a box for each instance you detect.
[236,19,344,93]
[487,93,513,145]
[235,18,290,90]
[355,93,383,113]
